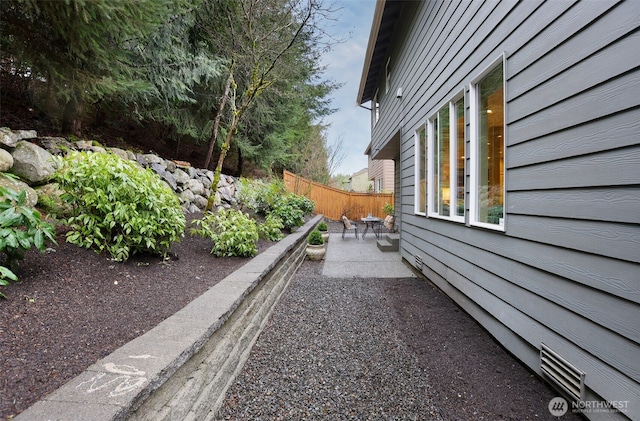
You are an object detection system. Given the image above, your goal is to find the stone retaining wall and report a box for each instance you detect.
[15,215,322,421]
[0,128,238,213]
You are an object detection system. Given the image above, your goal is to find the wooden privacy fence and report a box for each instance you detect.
[283,170,394,221]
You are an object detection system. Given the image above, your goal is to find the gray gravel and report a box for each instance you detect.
[217,261,443,420]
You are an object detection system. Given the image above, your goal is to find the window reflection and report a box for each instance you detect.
[476,63,504,225]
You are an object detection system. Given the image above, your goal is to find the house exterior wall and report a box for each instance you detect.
[363,1,640,419]
[368,157,394,193]
[349,168,373,192]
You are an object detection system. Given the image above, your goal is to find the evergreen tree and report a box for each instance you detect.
[129,3,225,141]
[0,0,184,134]
[191,0,338,209]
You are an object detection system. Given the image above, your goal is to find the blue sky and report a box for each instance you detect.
[319,0,376,176]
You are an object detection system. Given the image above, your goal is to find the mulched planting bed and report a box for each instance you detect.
[0,212,276,419]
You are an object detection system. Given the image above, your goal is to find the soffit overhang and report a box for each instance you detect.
[357,0,404,105]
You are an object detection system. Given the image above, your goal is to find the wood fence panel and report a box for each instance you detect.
[283,170,394,221]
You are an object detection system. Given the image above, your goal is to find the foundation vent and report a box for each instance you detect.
[540,343,585,401]
[414,255,423,270]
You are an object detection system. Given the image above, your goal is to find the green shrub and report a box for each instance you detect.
[191,208,259,257]
[317,221,328,232]
[234,177,315,233]
[237,178,315,221]
[289,194,315,215]
[258,213,285,241]
[382,202,394,216]
[55,151,185,261]
[237,178,271,214]
[307,229,324,245]
[0,266,18,298]
[0,186,56,298]
[271,195,306,232]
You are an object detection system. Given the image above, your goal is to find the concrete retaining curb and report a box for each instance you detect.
[16,215,323,421]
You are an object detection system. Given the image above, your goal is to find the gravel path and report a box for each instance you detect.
[218,261,443,420]
[217,250,584,420]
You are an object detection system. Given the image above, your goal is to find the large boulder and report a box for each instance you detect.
[183,179,205,196]
[0,176,38,207]
[39,136,74,155]
[0,149,14,172]
[192,195,208,210]
[11,141,61,185]
[136,153,164,167]
[0,128,38,148]
[178,189,195,204]
[158,169,178,191]
[107,147,129,161]
[173,168,191,184]
[75,140,107,154]
[34,182,70,214]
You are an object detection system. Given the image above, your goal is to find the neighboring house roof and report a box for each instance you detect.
[357,0,404,105]
[352,167,368,177]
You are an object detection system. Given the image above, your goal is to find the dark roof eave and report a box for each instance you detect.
[357,0,404,105]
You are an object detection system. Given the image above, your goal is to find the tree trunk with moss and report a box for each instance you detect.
[206,109,242,211]
[204,66,235,170]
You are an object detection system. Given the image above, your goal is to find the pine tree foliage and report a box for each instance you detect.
[1,0,185,132]
[1,0,341,181]
[129,3,226,141]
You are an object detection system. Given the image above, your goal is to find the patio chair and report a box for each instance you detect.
[381,215,397,233]
[341,215,359,239]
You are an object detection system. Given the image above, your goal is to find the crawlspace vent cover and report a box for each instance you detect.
[540,343,585,401]
[414,255,423,270]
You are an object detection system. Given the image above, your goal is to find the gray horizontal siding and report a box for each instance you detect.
[401,214,640,306]
[401,229,640,410]
[507,69,640,143]
[425,234,639,380]
[506,215,640,263]
[508,187,640,224]
[509,32,640,122]
[370,0,640,416]
[508,0,633,97]
[408,245,640,410]
[508,146,640,189]
[508,108,640,168]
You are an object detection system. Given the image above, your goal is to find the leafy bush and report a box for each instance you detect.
[383,202,394,216]
[307,229,324,245]
[191,209,259,257]
[236,178,272,214]
[289,194,315,215]
[237,178,314,232]
[317,221,328,232]
[236,178,292,214]
[0,186,56,298]
[55,151,185,261]
[0,266,18,298]
[270,196,306,232]
[258,214,285,241]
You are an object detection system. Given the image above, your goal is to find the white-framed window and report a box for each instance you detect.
[414,125,427,215]
[372,90,380,126]
[469,55,505,230]
[427,93,465,222]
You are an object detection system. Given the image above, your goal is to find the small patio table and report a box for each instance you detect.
[361,216,382,239]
